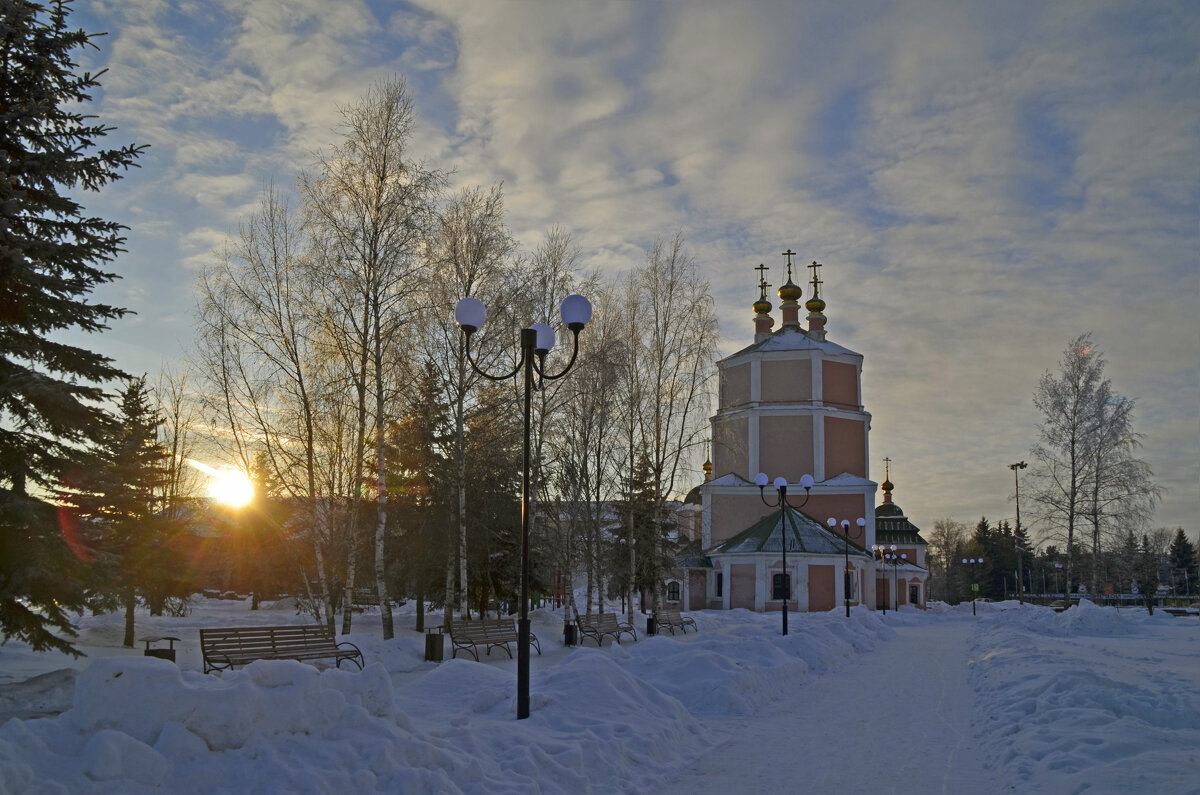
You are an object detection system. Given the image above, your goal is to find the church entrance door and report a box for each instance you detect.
[808,564,835,612]
[730,564,756,610]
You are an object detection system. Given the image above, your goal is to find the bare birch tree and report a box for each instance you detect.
[1029,333,1157,601]
[629,233,719,611]
[421,184,517,625]
[546,287,625,617]
[1081,389,1159,595]
[193,185,342,627]
[299,77,444,639]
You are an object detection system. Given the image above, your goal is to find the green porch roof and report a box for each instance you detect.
[710,506,874,558]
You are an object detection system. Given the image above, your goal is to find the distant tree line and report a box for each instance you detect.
[925,517,1195,604]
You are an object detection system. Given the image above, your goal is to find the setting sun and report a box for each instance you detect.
[207,469,254,508]
[189,460,255,508]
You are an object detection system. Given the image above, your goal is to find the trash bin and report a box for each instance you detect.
[563,623,577,646]
[141,636,179,662]
[646,616,657,636]
[424,626,444,662]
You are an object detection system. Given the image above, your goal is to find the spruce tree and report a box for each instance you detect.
[0,0,145,653]
[66,377,174,648]
[1167,529,1197,596]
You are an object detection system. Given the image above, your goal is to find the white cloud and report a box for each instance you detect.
[72,0,1198,531]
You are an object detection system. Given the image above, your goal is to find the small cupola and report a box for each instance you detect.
[778,249,803,328]
[753,264,774,342]
[806,260,827,340]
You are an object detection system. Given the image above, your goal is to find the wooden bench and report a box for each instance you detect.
[350,589,406,609]
[200,625,364,674]
[352,588,379,606]
[655,608,698,635]
[576,612,637,646]
[448,618,541,661]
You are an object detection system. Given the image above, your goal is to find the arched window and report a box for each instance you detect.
[772,572,791,600]
[667,581,681,602]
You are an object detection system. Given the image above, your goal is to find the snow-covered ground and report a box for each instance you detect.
[1,597,1197,794]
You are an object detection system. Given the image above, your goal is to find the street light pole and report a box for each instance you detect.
[872,544,905,611]
[1010,461,1027,604]
[455,294,591,720]
[963,557,983,616]
[756,472,815,636]
[829,517,865,617]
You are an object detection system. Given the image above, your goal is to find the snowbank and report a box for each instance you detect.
[967,600,1200,794]
[0,598,1196,793]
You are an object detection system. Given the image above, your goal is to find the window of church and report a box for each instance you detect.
[667,581,681,602]
[715,572,723,597]
[772,572,791,600]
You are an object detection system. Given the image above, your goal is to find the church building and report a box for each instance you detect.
[677,252,928,614]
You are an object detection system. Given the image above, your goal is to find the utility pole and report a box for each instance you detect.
[1010,461,1027,605]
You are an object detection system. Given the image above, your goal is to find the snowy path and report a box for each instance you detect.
[664,616,1001,795]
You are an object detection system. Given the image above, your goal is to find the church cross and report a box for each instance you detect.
[781,249,796,280]
[883,457,891,481]
[755,263,770,297]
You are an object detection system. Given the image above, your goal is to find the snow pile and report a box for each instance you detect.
[0,599,1196,793]
[968,602,1200,793]
[0,604,895,794]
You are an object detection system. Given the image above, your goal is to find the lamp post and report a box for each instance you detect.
[755,472,814,636]
[963,557,984,616]
[872,544,905,612]
[455,293,591,720]
[828,517,866,617]
[869,546,886,614]
[1010,461,1027,604]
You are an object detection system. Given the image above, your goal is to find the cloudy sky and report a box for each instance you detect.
[71,0,1197,538]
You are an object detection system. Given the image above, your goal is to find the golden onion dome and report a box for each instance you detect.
[778,279,802,303]
[753,297,772,315]
[806,294,826,313]
[881,478,894,493]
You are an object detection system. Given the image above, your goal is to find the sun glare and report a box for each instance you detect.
[208,469,254,508]
[189,460,254,508]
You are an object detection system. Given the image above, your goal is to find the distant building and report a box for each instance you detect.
[871,466,929,609]
[669,254,928,613]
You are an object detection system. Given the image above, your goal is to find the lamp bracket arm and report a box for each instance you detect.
[781,489,812,511]
[463,331,525,382]
[534,329,582,381]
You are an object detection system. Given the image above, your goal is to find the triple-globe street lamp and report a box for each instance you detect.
[872,544,906,613]
[828,517,866,617]
[755,472,814,636]
[455,293,592,720]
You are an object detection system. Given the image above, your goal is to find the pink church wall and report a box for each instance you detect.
[710,494,773,545]
[808,565,836,612]
[712,415,749,479]
[730,564,756,609]
[761,359,811,403]
[721,362,751,408]
[759,414,814,482]
[824,416,866,478]
[822,361,859,409]
[688,571,707,611]
[803,494,871,528]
